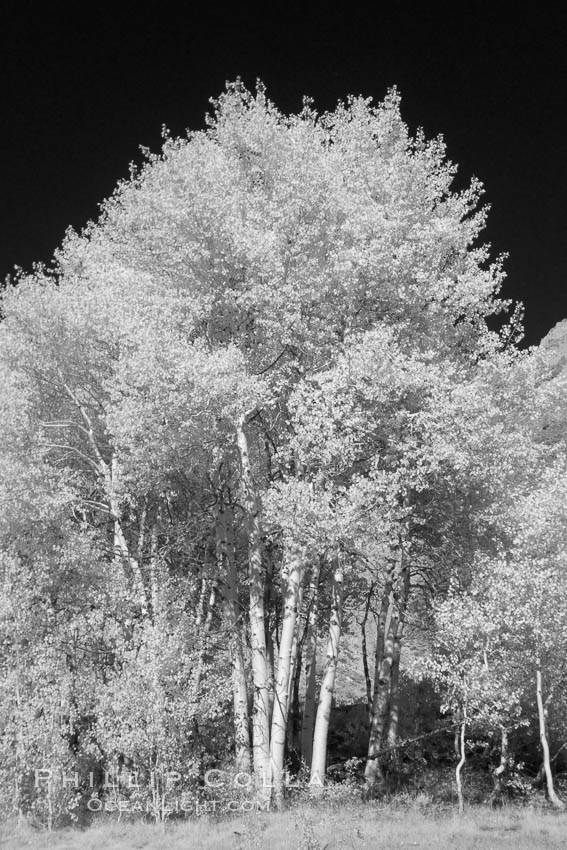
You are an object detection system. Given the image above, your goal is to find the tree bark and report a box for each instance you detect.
[195,575,208,629]
[365,549,409,790]
[286,577,306,758]
[361,582,374,721]
[148,521,163,623]
[270,546,304,808]
[365,607,394,790]
[59,377,149,614]
[193,579,217,701]
[490,726,508,805]
[111,503,149,617]
[456,708,466,815]
[364,560,395,790]
[287,575,304,710]
[264,548,275,726]
[107,455,148,615]
[287,642,303,757]
[387,561,410,755]
[301,561,321,769]
[310,559,344,794]
[237,414,271,789]
[536,664,564,809]
[387,628,402,755]
[216,503,251,772]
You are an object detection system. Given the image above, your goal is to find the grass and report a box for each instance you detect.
[2,801,567,850]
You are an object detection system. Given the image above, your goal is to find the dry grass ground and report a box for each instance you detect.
[2,802,567,850]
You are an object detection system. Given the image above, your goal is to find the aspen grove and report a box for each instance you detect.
[1,82,566,822]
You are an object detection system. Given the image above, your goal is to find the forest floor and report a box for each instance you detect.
[2,801,567,850]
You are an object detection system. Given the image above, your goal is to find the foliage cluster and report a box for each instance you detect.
[1,81,566,826]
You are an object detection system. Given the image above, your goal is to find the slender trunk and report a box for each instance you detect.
[387,623,403,762]
[387,562,410,754]
[60,380,148,613]
[361,582,374,720]
[148,523,162,622]
[14,644,25,820]
[193,580,217,700]
[301,561,321,768]
[270,548,304,808]
[364,561,395,790]
[105,456,148,616]
[364,604,395,790]
[195,576,208,629]
[490,726,508,805]
[111,499,149,616]
[138,501,161,624]
[264,549,275,723]
[216,504,251,772]
[287,578,304,707]
[365,549,409,790]
[287,643,303,756]
[286,578,306,759]
[536,664,564,809]
[237,415,271,788]
[310,559,344,793]
[456,708,466,815]
[266,630,275,726]
[387,630,402,754]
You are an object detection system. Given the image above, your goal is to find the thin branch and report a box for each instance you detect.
[57,374,109,475]
[43,443,102,474]
[81,498,115,515]
[40,420,91,437]
[257,348,290,375]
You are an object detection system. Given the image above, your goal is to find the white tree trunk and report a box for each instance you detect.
[301,561,320,768]
[310,559,344,794]
[364,561,395,790]
[270,546,304,807]
[456,708,466,815]
[59,380,149,614]
[216,504,251,772]
[364,601,395,790]
[490,726,508,804]
[365,549,409,790]
[387,560,410,755]
[287,575,304,709]
[536,665,564,809]
[237,415,271,789]
[193,580,217,700]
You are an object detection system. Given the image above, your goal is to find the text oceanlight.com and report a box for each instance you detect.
[33,768,323,813]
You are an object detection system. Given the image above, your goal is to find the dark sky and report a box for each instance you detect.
[2,4,567,346]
